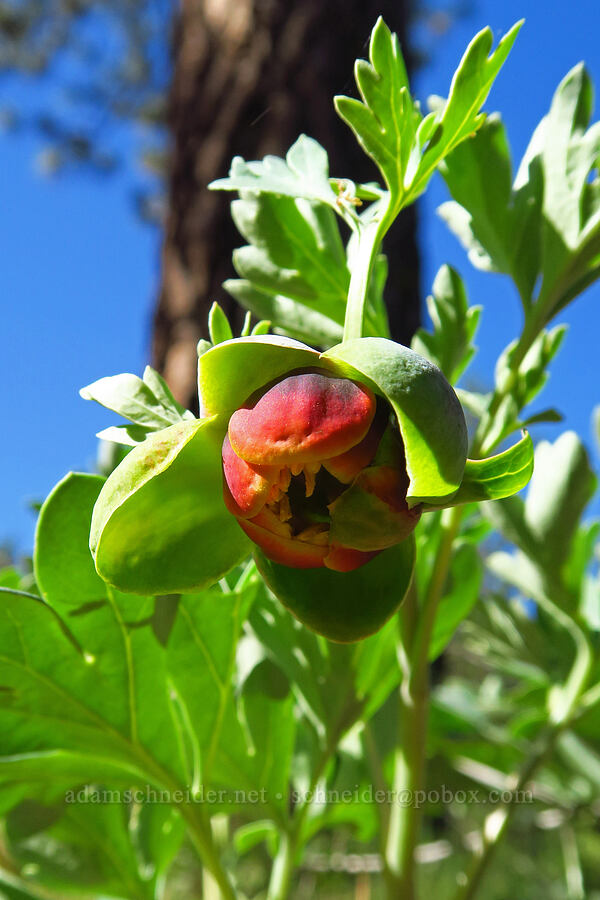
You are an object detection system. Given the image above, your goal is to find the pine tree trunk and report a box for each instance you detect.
[154,0,419,409]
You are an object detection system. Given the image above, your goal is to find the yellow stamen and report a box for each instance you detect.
[296,524,329,545]
[278,494,292,522]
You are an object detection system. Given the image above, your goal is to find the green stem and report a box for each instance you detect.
[267,832,296,900]
[202,816,230,900]
[343,216,387,341]
[266,694,364,899]
[177,804,236,900]
[384,508,463,899]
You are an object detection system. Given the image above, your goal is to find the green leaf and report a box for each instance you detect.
[222,190,351,344]
[404,20,522,204]
[96,423,152,446]
[480,326,566,454]
[224,280,343,347]
[441,63,600,321]
[334,17,415,201]
[439,113,542,305]
[429,543,482,660]
[165,583,297,818]
[411,265,481,384]
[428,431,534,509]
[249,578,401,737]
[198,334,320,417]
[208,301,234,344]
[210,134,339,210]
[324,337,468,505]
[5,799,155,899]
[80,367,192,431]
[34,472,107,609]
[91,418,251,594]
[0,589,185,784]
[254,537,415,643]
[523,431,597,571]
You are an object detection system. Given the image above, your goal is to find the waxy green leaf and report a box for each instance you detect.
[91,418,251,594]
[210,134,339,210]
[411,265,481,384]
[428,431,534,509]
[81,365,193,435]
[35,472,107,608]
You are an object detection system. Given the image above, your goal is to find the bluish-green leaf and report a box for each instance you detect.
[524,431,597,570]
[405,21,522,203]
[210,134,339,210]
[411,265,481,384]
[428,431,534,509]
[80,367,192,431]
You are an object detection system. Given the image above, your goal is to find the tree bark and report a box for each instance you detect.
[154,0,420,410]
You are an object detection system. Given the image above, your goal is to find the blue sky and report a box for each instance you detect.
[1,0,599,555]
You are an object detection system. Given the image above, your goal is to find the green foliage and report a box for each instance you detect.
[440,64,600,324]
[81,365,194,447]
[411,265,481,385]
[335,17,522,212]
[4,15,600,900]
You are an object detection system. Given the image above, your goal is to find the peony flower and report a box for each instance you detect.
[88,334,532,641]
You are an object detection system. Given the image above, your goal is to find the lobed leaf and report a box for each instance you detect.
[427,431,534,509]
[81,365,193,438]
[210,134,339,210]
[411,264,481,384]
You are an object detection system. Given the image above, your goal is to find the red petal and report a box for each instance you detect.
[322,403,387,483]
[222,433,279,518]
[324,543,379,573]
[238,508,327,569]
[229,372,376,466]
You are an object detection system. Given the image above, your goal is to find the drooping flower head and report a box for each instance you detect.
[87,334,532,641]
[222,370,421,571]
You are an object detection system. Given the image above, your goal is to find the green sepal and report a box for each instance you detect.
[425,431,534,509]
[254,537,415,643]
[329,479,417,551]
[323,338,468,505]
[198,335,321,417]
[90,418,251,594]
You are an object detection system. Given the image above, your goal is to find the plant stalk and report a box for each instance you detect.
[343,217,384,341]
[384,508,463,898]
